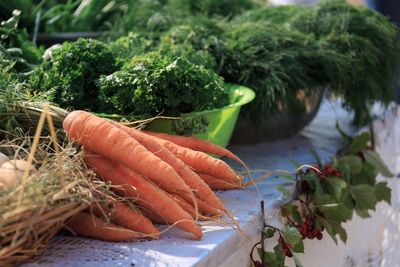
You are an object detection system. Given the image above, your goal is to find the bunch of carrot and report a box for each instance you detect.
[62,110,248,241]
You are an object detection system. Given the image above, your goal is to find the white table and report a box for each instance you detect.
[24,101,400,267]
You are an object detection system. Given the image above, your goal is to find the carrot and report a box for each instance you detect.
[144,130,247,167]
[108,121,240,183]
[138,207,165,225]
[91,202,160,239]
[194,197,224,217]
[112,122,225,214]
[169,194,214,221]
[63,110,195,204]
[66,212,141,242]
[197,173,242,190]
[84,152,203,239]
[162,140,242,183]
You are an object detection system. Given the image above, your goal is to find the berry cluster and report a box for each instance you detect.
[309,164,341,178]
[321,164,341,177]
[297,216,323,240]
[278,236,293,257]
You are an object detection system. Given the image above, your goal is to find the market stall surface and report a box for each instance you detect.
[24,100,398,267]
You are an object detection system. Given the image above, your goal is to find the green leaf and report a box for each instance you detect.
[375,182,391,204]
[292,239,304,253]
[319,204,353,223]
[316,215,347,244]
[331,221,348,243]
[305,173,324,197]
[273,244,286,266]
[355,208,370,218]
[265,228,277,238]
[315,194,353,223]
[338,155,363,174]
[350,162,377,185]
[293,254,304,267]
[362,150,394,177]
[281,204,302,224]
[283,226,302,247]
[344,132,370,155]
[316,216,337,244]
[291,206,302,224]
[258,250,283,267]
[325,176,347,201]
[349,184,376,211]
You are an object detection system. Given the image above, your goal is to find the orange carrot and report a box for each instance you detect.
[63,110,195,203]
[162,140,241,183]
[197,173,242,190]
[106,121,240,183]
[66,212,141,242]
[169,194,214,221]
[84,152,203,239]
[194,197,224,217]
[144,130,246,167]
[138,207,165,225]
[112,123,225,214]
[91,202,160,238]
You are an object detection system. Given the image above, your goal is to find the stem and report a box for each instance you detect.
[249,241,261,264]
[261,201,265,267]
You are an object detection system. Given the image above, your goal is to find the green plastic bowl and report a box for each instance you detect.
[146,83,255,147]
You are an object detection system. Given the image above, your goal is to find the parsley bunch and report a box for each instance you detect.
[98,51,228,118]
[29,38,118,112]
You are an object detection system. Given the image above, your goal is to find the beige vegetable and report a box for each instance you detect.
[0,160,36,189]
[0,152,9,166]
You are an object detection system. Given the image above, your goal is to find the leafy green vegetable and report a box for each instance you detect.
[0,10,42,75]
[0,0,129,33]
[110,32,157,67]
[291,0,400,125]
[183,0,254,17]
[171,115,209,136]
[29,38,117,112]
[98,51,228,118]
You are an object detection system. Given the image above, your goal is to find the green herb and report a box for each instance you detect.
[291,0,400,125]
[29,38,117,112]
[98,51,228,118]
[221,21,330,121]
[171,115,209,136]
[0,10,42,76]
[110,32,157,67]
[183,0,254,17]
[0,0,128,33]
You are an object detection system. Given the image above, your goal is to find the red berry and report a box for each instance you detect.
[316,231,323,240]
[285,248,293,257]
[312,228,319,237]
[307,232,314,239]
[299,224,308,236]
[253,260,263,267]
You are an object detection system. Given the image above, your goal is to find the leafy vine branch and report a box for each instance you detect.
[251,130,394,267]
